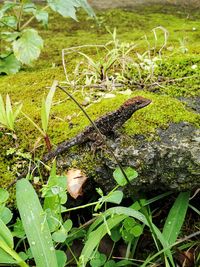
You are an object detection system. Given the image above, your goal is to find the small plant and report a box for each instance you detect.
[22,80,57,151]
[0,94,22,132]
[61,27,168,92]
[0,0,95,75]
[0,162,199,266]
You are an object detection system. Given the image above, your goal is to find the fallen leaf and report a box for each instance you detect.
[66,169,88,199]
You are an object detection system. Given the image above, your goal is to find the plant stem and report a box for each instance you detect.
[17,2,24,31]
[20,5,49,30]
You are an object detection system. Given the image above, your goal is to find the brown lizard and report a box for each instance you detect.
[42,96,151,162]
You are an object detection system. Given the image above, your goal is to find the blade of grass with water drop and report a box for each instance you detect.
[16,178,58,267]
[162,192,190,245]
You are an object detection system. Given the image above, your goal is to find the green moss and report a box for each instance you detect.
[0,5,200,191]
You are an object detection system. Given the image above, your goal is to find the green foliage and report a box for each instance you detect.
[0,169,197,266]
[13,29,44,65]
[41,80,57,134]
[162,192,190,245]
[0,0,94,74]
[113,167,138,186]
[22,80,57,149]
[16,178,58,267]
[0,94,22,131]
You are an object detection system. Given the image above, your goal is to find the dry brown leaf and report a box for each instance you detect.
[66,169,88,199]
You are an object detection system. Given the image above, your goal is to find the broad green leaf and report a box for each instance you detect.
[35,10,49,26]
[104,190,123,204]
[13,29,43,65]
[55,250,67,267]
[23,3,36,13]
[52,219,72,243]
[12,219,25,239]
[52,229,67,243]
[0,189,9,203]
[162,192,190,245]
[0,207,13,225]
[47,0,94,20]
[0,54,21,75]
[0,31,20,42]
[0,16,17,28]
[131,224,143,237]
[113,167,138,186]
[0,2,17,13]
[90,252,107,267]
[16,179,58,267]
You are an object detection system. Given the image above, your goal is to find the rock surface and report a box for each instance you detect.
[57,120,200,194]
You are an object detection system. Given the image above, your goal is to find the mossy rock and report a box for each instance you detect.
[0,5,200,199]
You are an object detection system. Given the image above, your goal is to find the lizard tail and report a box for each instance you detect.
[42,137,78,163]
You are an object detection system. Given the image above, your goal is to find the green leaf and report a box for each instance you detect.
[56,250,67,267]
[162,192,190,245]
[35,10,49,26]
[0,31,20,42]
[0,95,6,125]
[6,94,14,130]
[52,219,72,243]
[0,189,9,204]
[0,2,17,13]
[12,219,25,239]
[23,3,36,14]
[110,227,121,242]
[13,29,43,65]
[41,80,57,133]
[16,179,58,267]
[0,249,17,264]
[0,54,21,75]
[131,224,143,237]
[0,207,13,225]
[52,229,67,243]
[41,98,47,133]
[0,16,17,28]
[47,0,94,20]
[63,219,73,232]
[80,207,172,266]
[116,260,134,266]
[104,190,123,204]
[90,252,107,267]
[105,260,117,267]
[0,218,13,248]
[113,167,138,186]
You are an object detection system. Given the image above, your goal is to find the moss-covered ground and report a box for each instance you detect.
[0,5,200,189]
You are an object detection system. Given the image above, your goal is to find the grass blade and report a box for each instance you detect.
[79,206,173,266]
[162,192,190,245]
[41,80,57,133]
[16,178,58,267]
[0,94,7,126]
[6,94,14,131]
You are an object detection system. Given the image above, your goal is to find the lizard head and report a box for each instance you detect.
[123,96,152,111]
